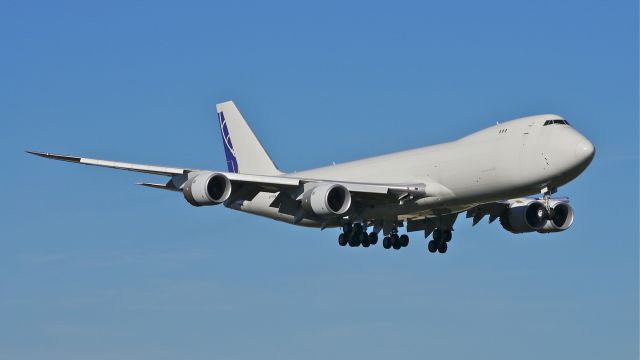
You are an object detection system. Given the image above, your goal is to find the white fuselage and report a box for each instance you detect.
[230,114,594,227]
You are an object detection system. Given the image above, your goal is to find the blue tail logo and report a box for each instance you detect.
[218,112,238,173]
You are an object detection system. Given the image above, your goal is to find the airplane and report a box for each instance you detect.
[28,101,595,253]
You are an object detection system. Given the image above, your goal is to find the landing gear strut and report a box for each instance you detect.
[541,186,557,215]
[428,228,452,254]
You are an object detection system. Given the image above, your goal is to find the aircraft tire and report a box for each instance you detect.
[361,232,370,247]
[400,234,409,247]
[348,235,359,247]
[390,234,401,250]
[437,241,448,253]
[428,240,438,253]
[368,232,378,245]
[338,233,347,246]
[390,234,399,249]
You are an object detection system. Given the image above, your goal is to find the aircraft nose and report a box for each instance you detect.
[574,138,595,164]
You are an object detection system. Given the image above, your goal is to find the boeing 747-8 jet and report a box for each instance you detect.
[29,101,595,253]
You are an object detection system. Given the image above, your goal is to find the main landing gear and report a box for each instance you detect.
[382,224,409,250]
[338,222,379,248]
[427,228,452,254]
[338,222,411,250]
[337,222,409,250]
[339,222,452,253]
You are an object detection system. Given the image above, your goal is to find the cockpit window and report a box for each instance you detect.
[543,119,570,126]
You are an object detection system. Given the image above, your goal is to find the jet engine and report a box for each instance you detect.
[538,201,574,233]
[301,183,351,217]
[499,200,548,234]
[183,172,232,206]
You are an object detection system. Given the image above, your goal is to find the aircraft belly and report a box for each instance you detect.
[228,192,322,228]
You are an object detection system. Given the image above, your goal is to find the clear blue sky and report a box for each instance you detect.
[1,1,637,359]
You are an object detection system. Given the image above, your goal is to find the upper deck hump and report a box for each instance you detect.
[288,114,565,179]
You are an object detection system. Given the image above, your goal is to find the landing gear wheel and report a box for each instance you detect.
[368,232,378,245]
[383,236,391,249]
[391,234,401,250]
[342,223,353,234]
[348,234,360,247]
[428,240,438,253]
[338,233,347,246]
[437,241,448,253]
[443,230,452,242]
[399,234,409,247]
[361,232,370,247]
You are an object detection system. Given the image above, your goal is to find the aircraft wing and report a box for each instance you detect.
[27,151,191,176]
[27,151,428,201]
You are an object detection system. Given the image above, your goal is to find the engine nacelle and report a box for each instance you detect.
[182,172,232,206]
[301,183,351,217]
[538,201,574,233]
[499,200,548,234]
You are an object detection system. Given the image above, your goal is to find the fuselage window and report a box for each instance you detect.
[544,119,569,126]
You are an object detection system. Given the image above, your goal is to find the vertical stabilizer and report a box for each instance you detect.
[216,101,281,175]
